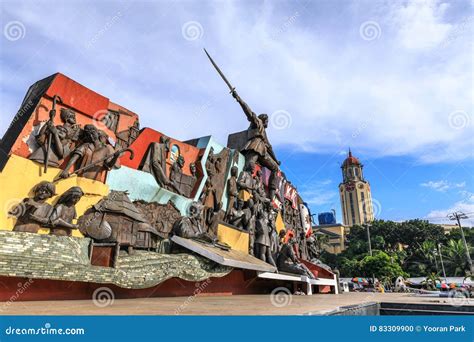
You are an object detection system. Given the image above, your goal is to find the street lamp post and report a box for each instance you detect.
[365,223,373,257]
[438,243,447,282]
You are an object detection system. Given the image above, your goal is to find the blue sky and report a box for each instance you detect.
[0,0,472,225]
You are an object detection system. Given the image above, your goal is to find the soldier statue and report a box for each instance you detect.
[203,49,280,201]
[225,166,239,219]
[243,198,256,255]
[255,206,276,267]
[231,89,280,199]
[237,160,255,194]
[252,169,270,212]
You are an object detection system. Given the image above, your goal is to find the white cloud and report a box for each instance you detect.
[421,180,466,192]
[299,179,338,207]
[0,0,472,164]
[426,192,474,226]
[391,0,452,49]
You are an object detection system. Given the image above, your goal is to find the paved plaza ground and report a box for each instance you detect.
[2,292,472,315]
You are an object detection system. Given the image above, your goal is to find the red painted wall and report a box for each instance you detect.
[121,127,202,176]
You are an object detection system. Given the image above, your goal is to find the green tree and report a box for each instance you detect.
[443,239,470,276]
[360,251,408,280]
[314,234,330,255]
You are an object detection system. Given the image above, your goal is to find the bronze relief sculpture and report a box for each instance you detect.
[254,207,276,267]
[49,186,84,236]
[58,124,122,181]
[139,135,171,188]
[29,104,81,169]
[10,181,56,233]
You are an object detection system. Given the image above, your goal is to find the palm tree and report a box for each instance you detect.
[418,240,438,271]
[443,239,470,276]
[422,272,441,290]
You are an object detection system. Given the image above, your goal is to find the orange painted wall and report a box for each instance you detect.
[108,101,139,133]
[9,73,139,163]
[121,127,202,177]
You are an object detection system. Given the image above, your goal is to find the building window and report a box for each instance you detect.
[349,192,356,224]
[361,191,367,223]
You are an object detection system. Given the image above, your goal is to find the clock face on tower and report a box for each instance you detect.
[345,182,355,192]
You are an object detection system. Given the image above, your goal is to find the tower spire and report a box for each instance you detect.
[348,147,352,157]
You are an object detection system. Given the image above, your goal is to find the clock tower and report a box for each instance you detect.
[339,149,374,226]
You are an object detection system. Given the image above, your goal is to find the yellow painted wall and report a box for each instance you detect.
[0,155,109,237]
[238,190,252,201]
[275,212,285,233]
[217,223,249,253]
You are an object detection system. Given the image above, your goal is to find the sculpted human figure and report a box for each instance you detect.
[225,166,239,219]
[277,238,314,278]
[268,209,280,259]
[205,147,216,179]
[11,181,56,233]
[29,108,81,167]
[49,187,84,236]
[172,202,204,239]
[255,207,276,267]
[58,125,121,181]
[169,155,185,195]
[140,135,172,188]
[228,199,246,229]
[252,169,270,212]
[231,89,280,196]
[190,162,198,183]
[199,178,222,228]
[243,198,257,255]
[237,160,255,194]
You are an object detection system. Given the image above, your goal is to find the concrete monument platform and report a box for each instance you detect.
[2,293,472,315]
